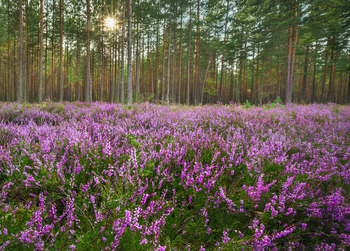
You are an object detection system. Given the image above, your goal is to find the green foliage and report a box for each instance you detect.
[243,100,255,108]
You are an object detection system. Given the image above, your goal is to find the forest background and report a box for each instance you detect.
[0,0,349,105]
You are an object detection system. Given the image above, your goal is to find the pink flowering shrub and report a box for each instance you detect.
[0,102,349,250]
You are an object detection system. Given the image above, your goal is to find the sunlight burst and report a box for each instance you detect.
[104,17,116,31]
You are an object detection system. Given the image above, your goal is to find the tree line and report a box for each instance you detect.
[0,0,349,105]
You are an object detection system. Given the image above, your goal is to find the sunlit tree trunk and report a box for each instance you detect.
[59,0,63,102]
[25,0,29,102]
[51,0,55,100]
[127,0,132,104]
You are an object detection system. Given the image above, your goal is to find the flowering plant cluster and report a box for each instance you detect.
[0,101,349,250]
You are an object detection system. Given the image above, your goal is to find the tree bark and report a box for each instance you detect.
[155,28,159,100]
[39,0,43,103]
[285,26,292,103]
[250,43,255,102]
[260,46,264,106]
[161,2,167,102]
[167,24,171,105]
[59,0,63,101]
[18,0,23,102]
[172,23,176,104]
[321,44,329,103]
[120,2,125,103]
[218,0,229,102]
[178,1,183,103]
[289,25,298,102]
[327,37,335,102]
[311,41,317,103]
[201,55,211,104]
[127,0,132,104]
[187,1,192,106]
[85,0,91,102]
[301,45,309,104]
[25,0,29,102]
[136,1,140,99]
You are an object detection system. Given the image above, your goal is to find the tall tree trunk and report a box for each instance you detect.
[260,47,264,106]
[167,24,171,105]
[39,0,43,103]
[276,53,280,100]
[187,1,192,106]
[286,26,292,103]
[44,0,48,100]
[172,24,176,104]
[136,2,140,98]
[7,0,10,101]
[59,0,63,101]
[85,0,91,102]
[25,0,29,102]
[155,28,159,100]
[18,0,23,102]
[238,26,243,104]
[51,0,55,100]
[250,43,255,102]
[218,0,229,102]
[161,3,167,102]
[178,1,183,103]
[127,0,132,104]
[120,2,125,103]
[311,41,317,103]
[301,45,309,104]
[327,37,335,102]
[100,6,104,101]
[77,18,81,101]
[347,70,350,104]
[289,25,298,102]
[147,33,151,97]
[321,44,329,103]
[117,37,120,102]
[254,46,259,104]
[194,0,201,105]
[267,58,272,103]
[201,55,211,104]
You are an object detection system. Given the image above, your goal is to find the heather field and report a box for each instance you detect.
[0,102,350,251]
